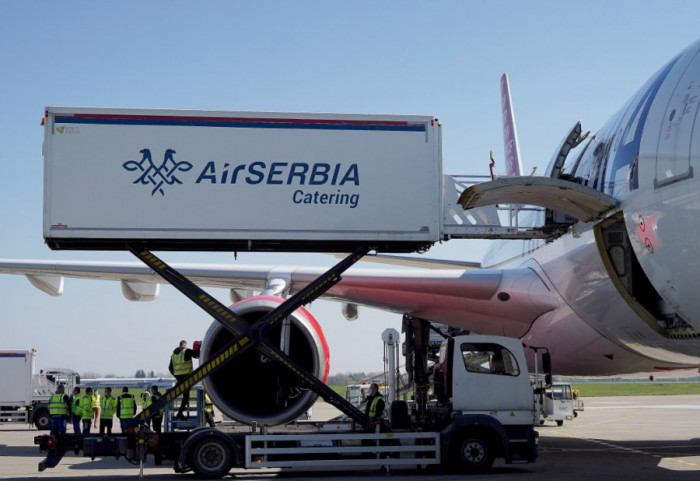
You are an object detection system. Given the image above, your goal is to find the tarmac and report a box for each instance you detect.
[1,395,700,480]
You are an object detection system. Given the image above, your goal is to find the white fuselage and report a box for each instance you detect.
[474,39,700,375]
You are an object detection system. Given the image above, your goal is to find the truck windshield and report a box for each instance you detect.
[552,385,572,400]
[460,343,520,376]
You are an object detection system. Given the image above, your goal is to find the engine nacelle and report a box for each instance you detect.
[201,296,330,426]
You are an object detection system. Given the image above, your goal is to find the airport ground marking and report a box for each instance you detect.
[541,410,700,469]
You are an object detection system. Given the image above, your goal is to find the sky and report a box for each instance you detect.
[1,1,699,378]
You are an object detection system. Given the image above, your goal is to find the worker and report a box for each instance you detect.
[99,387,116,434]
[69,387,82,434]
[116,386,136,432]
[48,384,70,435]
[203,392,215,428]
[365,383,385,422]
[139,388,152,428]
[92,388,101,407]
[146,385,164,433]
[168,340,200,419]
[91,388,100,430]
[140,388,151,405]
[80,387,97,433]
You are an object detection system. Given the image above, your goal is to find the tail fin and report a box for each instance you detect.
[500,73,524,177]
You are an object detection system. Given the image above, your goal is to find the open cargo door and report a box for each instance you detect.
[457,176,617,223]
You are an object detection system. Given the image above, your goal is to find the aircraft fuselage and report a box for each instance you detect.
[479,39,700,375]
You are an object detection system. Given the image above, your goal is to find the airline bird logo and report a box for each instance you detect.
[123,149,193,196]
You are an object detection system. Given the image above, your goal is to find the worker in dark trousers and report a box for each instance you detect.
[147,385,164,433]
[48,384,70,435]
[69,387,82,434]
[168,340,200,419]
[80,387,96,433]
[116,387,136,432]
[203,392,215,427]
[365,383,385,422]
[99,387,116,434]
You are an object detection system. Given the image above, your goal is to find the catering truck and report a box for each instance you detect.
[34,107,553,476]
[42,107,444,254]
[0,349,80,429]
[35,332,547,476]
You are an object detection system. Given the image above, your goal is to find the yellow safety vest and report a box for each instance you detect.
[91,393,101,409]
[71,395,82,416]
[119,395,136,418]
[368,395,383,419]
[172,350,193,376]
[100,396,116,419]
[204,394,213,413]
[49,393,68,416]
[81,395,94,420]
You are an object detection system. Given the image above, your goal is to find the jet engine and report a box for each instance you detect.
[200,296,330,426]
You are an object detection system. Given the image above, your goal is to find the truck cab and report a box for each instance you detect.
[431,334,542,472]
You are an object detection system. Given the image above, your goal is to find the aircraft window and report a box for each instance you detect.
[460,342,520,377]
[571,133,613,191]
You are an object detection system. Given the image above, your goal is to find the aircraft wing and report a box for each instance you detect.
[0,259,559,338]
[330,253,481,270]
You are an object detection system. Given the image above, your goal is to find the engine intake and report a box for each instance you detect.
[201,296,329,426]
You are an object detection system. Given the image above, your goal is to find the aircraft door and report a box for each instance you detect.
[655,50,700,188]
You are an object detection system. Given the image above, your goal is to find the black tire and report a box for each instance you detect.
[449,432,495,473]
[33,410,51,431]
[189,437,233,479]
[556,420,564,426]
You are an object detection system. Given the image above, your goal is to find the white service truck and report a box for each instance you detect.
[540,382,575,426]
[36,332,546,476]
[35,107,548,476]
[0,349,80,429]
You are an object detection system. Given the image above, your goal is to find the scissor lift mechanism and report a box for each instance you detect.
[37,244,374,470]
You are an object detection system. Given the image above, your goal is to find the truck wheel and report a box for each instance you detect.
[189,437,233,479]
[33,410,51,431]
[556,420,564,426]
[450,432,495,473]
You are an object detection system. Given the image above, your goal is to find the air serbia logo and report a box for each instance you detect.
[123,148,193,196]
[122,149,360,208]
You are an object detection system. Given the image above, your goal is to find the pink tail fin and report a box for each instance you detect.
[500,74,524,177]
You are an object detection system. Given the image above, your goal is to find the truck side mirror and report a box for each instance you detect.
[542,352,552,386]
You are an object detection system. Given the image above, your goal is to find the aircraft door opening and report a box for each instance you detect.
[597,213,699,339]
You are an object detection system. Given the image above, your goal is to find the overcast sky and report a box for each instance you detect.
[1,1,699,378]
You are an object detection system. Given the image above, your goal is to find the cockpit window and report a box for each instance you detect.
[460,342,520,376]
[559,138,591,180]
[574,133,614,191]
[606,57,679,196]
[565,55,679,197]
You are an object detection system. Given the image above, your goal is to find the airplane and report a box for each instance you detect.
[2,38,700,425]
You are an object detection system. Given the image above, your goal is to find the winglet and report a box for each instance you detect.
[500,74,524,177]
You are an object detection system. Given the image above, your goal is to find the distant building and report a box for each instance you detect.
[80,378,174,392]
